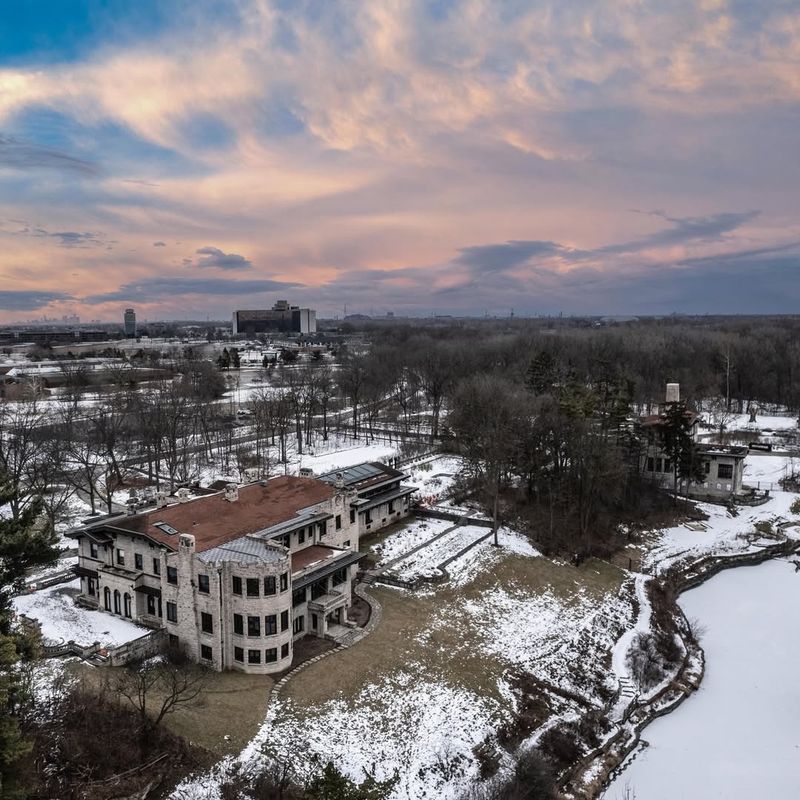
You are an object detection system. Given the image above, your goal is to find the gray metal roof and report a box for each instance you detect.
[318,462,386,486]
[351,484,416,512]
[198,535,287,566]
[292,550,363,591]
[251,511,332,540]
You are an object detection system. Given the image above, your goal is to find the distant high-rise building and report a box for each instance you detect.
[232,300,316,335]
[124,308,137,337]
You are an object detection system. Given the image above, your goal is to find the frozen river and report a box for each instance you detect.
[604,558,800,800]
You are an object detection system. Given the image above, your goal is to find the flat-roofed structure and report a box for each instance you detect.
[317,461,417,536]
[232,301,316,335]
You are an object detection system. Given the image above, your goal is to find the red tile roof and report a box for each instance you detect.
[109,476,335,552]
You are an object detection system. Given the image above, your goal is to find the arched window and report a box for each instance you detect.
[104,587,111,611]
[113,589,121,615]
[123,593,132,618]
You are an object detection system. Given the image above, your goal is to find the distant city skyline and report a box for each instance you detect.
[1,1,799,321]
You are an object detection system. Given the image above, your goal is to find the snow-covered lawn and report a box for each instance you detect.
[386,524,490,582]
[171,539,630,800]
[13,579,149,647]
[405,456,466,504]
[603,559,800,800]
[191,435,399,487]
[642,488,798,576]
[744,452,798,485]
[727,412,798,431]
[53,494,94,539]
[296,441,397,474]
[370,518,453,565]
[250,675,501,800]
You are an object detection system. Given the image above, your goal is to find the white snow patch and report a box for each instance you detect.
[371,518,454,565]
[248,673,499,800]
[461,586,598,673]
[644,487,799,574]
[13,578,150,647]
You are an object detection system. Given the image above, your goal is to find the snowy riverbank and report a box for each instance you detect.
[603,558,800,799]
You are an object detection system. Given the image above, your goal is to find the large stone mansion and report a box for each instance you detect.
[70,463,415,674]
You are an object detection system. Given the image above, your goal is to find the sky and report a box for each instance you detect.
[0,0,799,322]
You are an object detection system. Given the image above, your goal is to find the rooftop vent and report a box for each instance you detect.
[176,487,190,503]
[156,491,168,509]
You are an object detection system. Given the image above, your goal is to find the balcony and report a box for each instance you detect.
[308,589,346,614]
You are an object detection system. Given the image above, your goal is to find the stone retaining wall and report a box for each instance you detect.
[108,630,168,666]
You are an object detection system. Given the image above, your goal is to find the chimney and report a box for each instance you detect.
[126,498,137,516]
[179,533,195,552]
[665,383,680,404]
[224,483,239,502]
[334,472,344,490]
[177,487,190,503]
[156,491,168,508]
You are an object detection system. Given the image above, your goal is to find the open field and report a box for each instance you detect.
[199,535,632,800]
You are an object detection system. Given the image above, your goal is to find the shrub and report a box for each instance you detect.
[473,741,501,780]
[754,520,774,536]
[485,750,556,800]
[538,724,582,772]
[627,632,667,691]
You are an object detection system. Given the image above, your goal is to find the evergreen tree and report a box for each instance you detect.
[661,401,704,499]
[0,480,57,630]
[0,474,59,795]
[304,761,397,800]
[230,348,241,369]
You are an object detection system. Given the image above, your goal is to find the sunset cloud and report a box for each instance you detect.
[0,1,798,320]
[191,246,252,271]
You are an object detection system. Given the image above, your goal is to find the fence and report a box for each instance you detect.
[37,625,166,667]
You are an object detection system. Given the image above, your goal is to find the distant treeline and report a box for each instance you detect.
[360,315,800,412]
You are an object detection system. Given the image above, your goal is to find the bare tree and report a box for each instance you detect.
[413,342,459,441]
[338,349,368,438]
[448,375,530,546]
[112,655,207,733]
[0,402,47,519]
